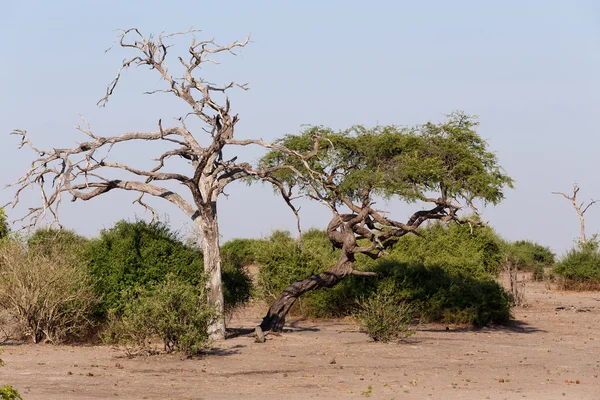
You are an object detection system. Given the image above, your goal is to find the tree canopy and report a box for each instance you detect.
[262,112,511,212]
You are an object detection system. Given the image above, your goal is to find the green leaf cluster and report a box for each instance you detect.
[261,112,513,205]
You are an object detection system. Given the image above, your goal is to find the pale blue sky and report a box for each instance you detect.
[1,1,599,255]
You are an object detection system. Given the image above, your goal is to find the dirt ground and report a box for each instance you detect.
[2,277,600,400]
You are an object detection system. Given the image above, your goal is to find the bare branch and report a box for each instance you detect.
[553,183,597,244]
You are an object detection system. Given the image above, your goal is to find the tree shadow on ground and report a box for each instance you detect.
[204,344,246,357]
[420,319,545,334]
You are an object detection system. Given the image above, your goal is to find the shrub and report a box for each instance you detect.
[220,239,256,314]
[255,229,340,315]
[0,208,8,240]
[86,220,205,315]
[503,240,555,280]
[255,224,511,326]
[0,229,98,343]
[554,239,600,289]
[384,222,505,278]
[355,283,415,342]
[103,275,216,355]
[372,261,511,326]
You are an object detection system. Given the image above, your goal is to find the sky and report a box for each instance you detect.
[0,0,598,256]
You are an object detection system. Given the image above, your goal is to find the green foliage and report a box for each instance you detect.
[371,261,511,326]
[27,227,89,258]
[103,275,216,355]
[255,224,511,326]
[0,229,98,343]
[220,239,256,312]
[367,222,511,325]
[554,238,600,288]
[255,229,340,303]
[0,386,22,400]
[503,240,555,280]
[382,222,504,277]
[86,220,205,315]
[260,112,513,207]
[355,283,415,342]
[0,208,8,240]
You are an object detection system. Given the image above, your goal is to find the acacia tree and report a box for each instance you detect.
[552,184,597,245]
[253,113,513,337]
[6,28,263,339]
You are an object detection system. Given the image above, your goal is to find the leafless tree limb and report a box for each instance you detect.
[553,183,597,244]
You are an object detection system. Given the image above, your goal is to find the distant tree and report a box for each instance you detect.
[253,113,513,337]
[552,184,597,244]
[5,29,280,339]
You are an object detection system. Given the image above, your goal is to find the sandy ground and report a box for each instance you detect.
[1,278,600,400]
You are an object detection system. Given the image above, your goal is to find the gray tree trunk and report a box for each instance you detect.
[197,205,225,340]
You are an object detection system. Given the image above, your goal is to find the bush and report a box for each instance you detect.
[255,229,341,316]
[0,229,98,343]
[554,239,600,289]
[255,223,511,326]
[372,261,511,326]
[384,222,504,278]
[503,240,555,280]
[220,239,256,314]
[355,283,415,342]
[103,275,216,355]
[0,208,8,240]
[86,220,205,315]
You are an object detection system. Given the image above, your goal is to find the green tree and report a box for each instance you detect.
[255,112,513,334]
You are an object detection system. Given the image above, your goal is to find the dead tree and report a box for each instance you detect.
[248,114,514,338]
[552,184,597,244]
[6,28,264,340]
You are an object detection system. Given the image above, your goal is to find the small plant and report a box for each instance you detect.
[0,386,22,400]
[103,275,216,356]
[361,385,373,397]
[355,284,415,342]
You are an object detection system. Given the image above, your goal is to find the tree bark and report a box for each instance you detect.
[196,205,225,340]
[259,257,354,333]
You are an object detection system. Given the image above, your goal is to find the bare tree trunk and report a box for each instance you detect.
[553,184,598,245]
[197,205,225,340]
[579,213,587,245]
